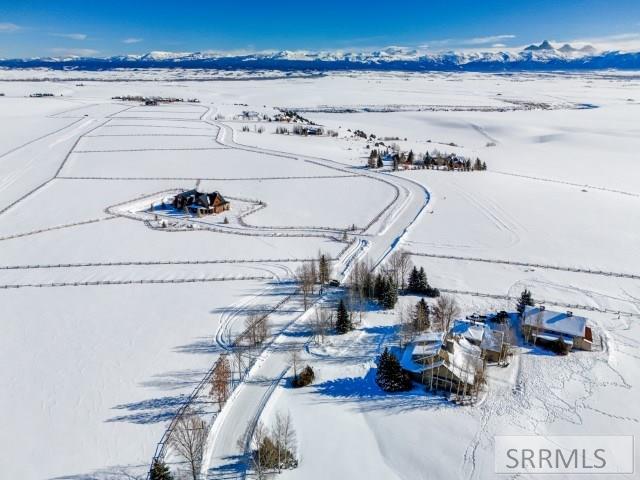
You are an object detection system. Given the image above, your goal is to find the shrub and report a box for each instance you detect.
[254,435,296,470]
[292,365,315,388]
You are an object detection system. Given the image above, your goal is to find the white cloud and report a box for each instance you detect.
[123,37,143,44]
[419,34,516,51]
[566,32,640,52]
[50,48,99,57]
[467,34,515,45]
[52,33,87,41]
[0,22,20,33]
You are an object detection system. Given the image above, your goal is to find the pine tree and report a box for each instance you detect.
[381,277,398,309]
[374,273,386,302]
[150,459,174,480]
[318,253,330,285]
[413,298,430,331]
[407,266,420,293]
[377,156,384,168]
[407,150,414,164]
[335,299,352,334]
[417,267,428,293]
[376,347,412,392]
[517,288,534,316]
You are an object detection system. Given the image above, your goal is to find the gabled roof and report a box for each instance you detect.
[523,306,587,337]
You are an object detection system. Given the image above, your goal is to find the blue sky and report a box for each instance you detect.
[1,0,640,57]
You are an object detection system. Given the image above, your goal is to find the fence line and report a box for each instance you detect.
[0,276,273,290]
[408,252,640,281]
[439,288,640,318]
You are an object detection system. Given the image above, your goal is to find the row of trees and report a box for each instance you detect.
[399,295,460,344]
[368,148,487,171]
[407,266,440,297]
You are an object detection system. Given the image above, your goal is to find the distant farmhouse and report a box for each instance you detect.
[522,305,592,351]
[173,190,230,216]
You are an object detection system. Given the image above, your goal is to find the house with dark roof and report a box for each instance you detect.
[172,189,230,216]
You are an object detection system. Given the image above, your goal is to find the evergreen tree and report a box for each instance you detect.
[381,277,398,309]
[413,298,430,331]
[376,347,412,392]
[318,253,330,285]
[373,273,386,301]
[517,288,534,316]
[407,266,420,293]
[368,149,378,169]
[335,299,352,334]
[407,150,414,164]
[377,156,384,168]
[150,459,174,480]
[417,267,428,293]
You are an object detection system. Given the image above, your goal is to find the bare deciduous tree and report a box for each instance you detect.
[289,350,300,379]
[387,249,412,290]
[295,264,316,309]
[169,408,208,480]
[312,305,332,344]
[433,294,460,332]
[244,313,270,347]
[210,354,231,407]
[273,411,297,473]
[251,421,269,480]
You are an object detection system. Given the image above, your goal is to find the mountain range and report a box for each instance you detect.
[1,41,638,72]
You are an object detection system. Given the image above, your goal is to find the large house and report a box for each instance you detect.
[400,332,484,395]
[173,190,230,216]
[450,320,506,363]
[522,305,592,351]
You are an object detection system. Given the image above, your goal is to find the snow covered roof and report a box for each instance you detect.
[523,306,587,338]
[414,331,445,343]
[400,343,444,374]
[400,333,445,374]
[451,320,485,343]
[480,329,504,353]
[445,338,482,385]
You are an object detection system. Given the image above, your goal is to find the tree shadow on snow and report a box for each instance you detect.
[173,337,225,355]
[206,454,247,480]
[140,368,207,390]
[106,394,209,424]
[313,368,450,414]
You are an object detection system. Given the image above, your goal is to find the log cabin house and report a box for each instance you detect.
[172,189,230,216]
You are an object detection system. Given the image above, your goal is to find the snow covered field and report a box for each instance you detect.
[0,70,639,479]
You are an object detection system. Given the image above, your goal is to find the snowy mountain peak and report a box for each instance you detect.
[0,43,637,71]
